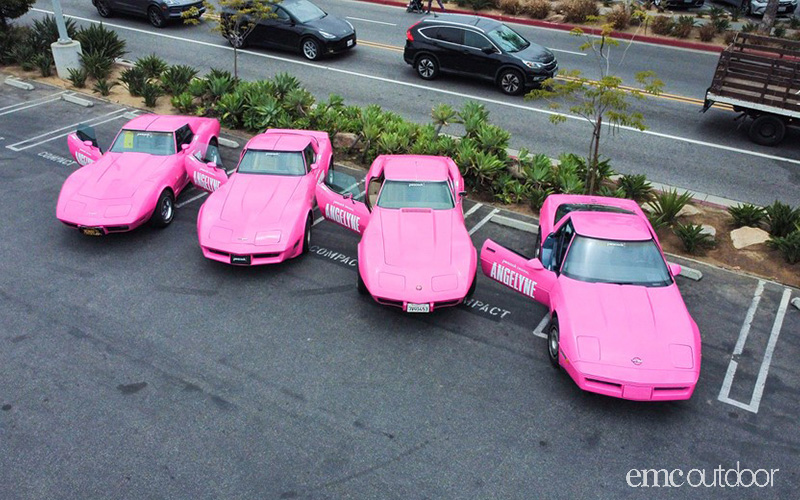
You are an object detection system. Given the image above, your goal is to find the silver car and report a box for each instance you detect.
[715,0,798,16]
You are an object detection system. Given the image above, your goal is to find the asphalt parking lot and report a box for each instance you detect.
[1,82,799,499]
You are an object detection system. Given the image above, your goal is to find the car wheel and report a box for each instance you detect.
[226,27,249,49]
[466,269,477,299]
[498,69,524,96]
[547,317,560,369]
[653,0,661,7]
[748,115,786,146]
[415,54,438,80]
[95,0,113,18]
[151,189,175,228]
[302,215,312,255]
[148,6,166,28]
[301,38,321,61]
[357,270,368,295]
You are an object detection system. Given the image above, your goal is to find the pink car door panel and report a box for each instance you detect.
[315,170,370,234]
[481,239,556,308]
[185,155,228,193]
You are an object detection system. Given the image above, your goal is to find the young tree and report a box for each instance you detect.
[759,0,781,35]
[183,0,276,79]
[526,25,663,194]
[1,0,36,29]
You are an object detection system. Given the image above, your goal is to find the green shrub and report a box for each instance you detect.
[596,185,626,198]
[34,53,53,77]
[29,15,77,52]
[707,6,727,20]
[729,7,741,22]
[214,91,246,128]
[650,16,674,36]
[789,16,800,29]
[673,16,696,38]
[141,81,164,108]
[206,75,236,103]
[171,92,195,114]
[741,22,758,33]
[764,201,800,237]
[119,67,147,97]
[0,25,29,65]
[728,203,765,228]
[617,174,653,202]
[135,53,168,79]
[647,189,694,225]
[474,123,510,158]
[674,223,714,254]
[698,23,717,42]
[768,227,800,264]
[92,78,116,96]
[67,67,88,88]
[464,0,494,9]
[160,64,198,95]
[606,5,632,30]
[522,0,550,19]
[713,18,731,34]
[529,187,551,210]
[80,51,113,79]
[459,101,490,139]
[12,43,37,70]
[75,23,126,61]
[773,26,787,38]
[557,0,599,24]
[520,151,553,189]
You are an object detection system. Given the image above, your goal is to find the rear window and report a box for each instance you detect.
[554,203,635,225]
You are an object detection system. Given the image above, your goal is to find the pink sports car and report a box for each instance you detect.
[58,114,221,235]
[481,194,701,401]
[316,155,477,313]
[185,129,332,266]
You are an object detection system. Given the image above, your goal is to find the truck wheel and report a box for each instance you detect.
[748,115,786,146]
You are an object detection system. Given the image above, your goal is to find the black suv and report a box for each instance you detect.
[93,0,205,28]
[403,15,557,95]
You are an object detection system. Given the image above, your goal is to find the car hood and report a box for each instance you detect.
[213,173,303,227]
[72,152,172,200]
[513,43,555,63]
[560,277,698,370]
[305,15,352,37]
[373,207,459,268]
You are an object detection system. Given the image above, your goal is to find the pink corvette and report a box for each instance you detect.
[316,155,477,313]
[57,114,221,235]
[481,194,701,401]
[185,129,332,265]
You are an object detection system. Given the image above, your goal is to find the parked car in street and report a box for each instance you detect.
[713,0,797,16]
[651,0,704,9]
[403,14,557,95]
[93,0,205,28]
[222,0,357,61]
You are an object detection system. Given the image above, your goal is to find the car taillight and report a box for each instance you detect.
[406,30,414,42]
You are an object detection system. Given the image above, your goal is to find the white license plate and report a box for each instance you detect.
[347,39,354,47]
[406,303,430,313]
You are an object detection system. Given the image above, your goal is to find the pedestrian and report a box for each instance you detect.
[426,0,445,13]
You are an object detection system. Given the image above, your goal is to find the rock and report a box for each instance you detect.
[677,204,703,218]
[700,224,716,241]
[508,162,525,180]
[730,226,771,250]
[642,202,657,214]
[333,132,358,150]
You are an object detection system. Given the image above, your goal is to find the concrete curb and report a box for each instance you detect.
[357,0,725,53]
[62,93,94,107]
[792,297,800,311]
[4,76,34,90]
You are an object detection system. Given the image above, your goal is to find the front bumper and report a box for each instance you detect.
[323,33,357,55]
[524,63,558,86]
[201,239,302,266]
[562,358,698,401]
[166,3,205,20]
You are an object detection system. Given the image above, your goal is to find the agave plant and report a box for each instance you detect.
[119,67,147,97]
[34,53,53,77]
[30,15,78,52]
[764,201,800,237]
[215,91,246,129]
[521,152,553,189]
[728,203,766,228]
[674,222,714,254]
[768,224,800,264]
[471,151,506,188]
[160,64,199,95]
[80,51,113,80]
[272,72,300,100]
[458,101,490,138]
[170,92,195,114]
[617,173,653,202]
[474,123,510,158]
[376,131,410,155]
[92,78,117,97]
[283,88,315,118]
[67,67,88,88]
[76,23,126,60]
[431,103,458,137]
[243,97,282,131]
[135,53,168,79]
[141,81,164,108]
[646,189,694,225]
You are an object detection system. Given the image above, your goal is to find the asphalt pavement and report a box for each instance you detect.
[1,81,798,499]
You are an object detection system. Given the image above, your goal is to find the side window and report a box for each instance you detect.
[325,165,364,202]
[436,27,464,45]
[176,125,193,149]
[303,145,315,172]
[274,7,290,21]
[554,221,575,271]
[419,27,438,40]
[464,30,491,50]
[366,176,383,209]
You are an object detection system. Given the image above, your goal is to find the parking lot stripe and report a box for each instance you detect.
[313,216,325,226]
[463,203,483,219]
[0,92,67,116]
[750,288,792,413]
[532,315,549,339]
[176,192,208,208]
[5,108,129,151]
[491,214,537,233]
[468,208,500,235]
[718,280,764,408]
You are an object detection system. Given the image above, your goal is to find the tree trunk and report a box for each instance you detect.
[587,116,602,194]
[234,48,238,81]
[759,0,780,35]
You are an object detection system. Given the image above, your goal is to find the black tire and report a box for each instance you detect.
[357,271,368,295]
[498,68,524,96]
[95,0,113,18]
[226,27,249,49]
[301,38,321,61]
[301,215,311,255]
[748,115,786,146]
[466,269,477,299]
[547,317,560,369]
[151,189,175,228]
[148,6,166,28]
[415,54,438,80]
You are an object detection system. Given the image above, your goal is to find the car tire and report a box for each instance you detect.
[547,317,560,369]
[466,269,477,299]
[357,270,368,295]
[498,68,524,96]
[148,6,166,28]
[95,0,113,18]
[226,27,249,49]
[748,115,786,146]
[151,189,175,228]
[301,215,312,255]
[301,38,321,61]
[415,54,439,80]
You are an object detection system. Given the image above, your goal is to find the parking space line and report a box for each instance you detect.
[6,108,130,151]
[176,192,208,208]
[463,202,483,219]
[468,208,500,235]
[0,91,67,115]
[532,315,549,339]
[750,288,792,413]
[313,216,325,226]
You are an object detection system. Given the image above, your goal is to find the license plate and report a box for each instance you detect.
[406,303,430,313]
[230,254,251,265]
[80,227,103,236]
[347,39,354,47]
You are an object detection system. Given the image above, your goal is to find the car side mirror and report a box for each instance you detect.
[458,191,467,198]
[343,192,353,200]
[310,162,319,170]
[482,46,496,54]
[181,144,190,152]
[83,140,94,147]
[206,161,218,169]
[668,263,682,277]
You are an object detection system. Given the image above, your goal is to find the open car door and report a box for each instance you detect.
[480,239,556,308]
[185,153,228,193]
[315,168,370,235]
[67,125,103,166]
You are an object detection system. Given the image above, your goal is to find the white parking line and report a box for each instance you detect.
[6,108,130,151]
[750,288,792,414]
[346,16,396,26]
[313,216,325,226]
[0,91,67,115]
[468,208,500,235]
[532,315,549,339]
[463,202,483,219]
[32,8,800,168]
[176,191,208,208]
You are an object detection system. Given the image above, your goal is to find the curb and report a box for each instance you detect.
[4,76,34,90]
[356,0,725,53]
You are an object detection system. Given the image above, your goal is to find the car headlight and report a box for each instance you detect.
[319,31,337,39]
[523,60,544,69]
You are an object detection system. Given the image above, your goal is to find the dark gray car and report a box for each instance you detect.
[93,0,205,28]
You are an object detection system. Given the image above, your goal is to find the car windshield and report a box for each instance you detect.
[237,150,306,175]
[487,24,529,52]
[283,0,326,23]
[109,130,175,156]
[377,181,454,209]
[561,235,672,287]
